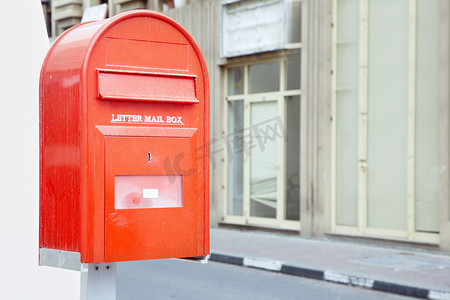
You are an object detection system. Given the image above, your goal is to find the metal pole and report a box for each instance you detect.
[81,263,116,300]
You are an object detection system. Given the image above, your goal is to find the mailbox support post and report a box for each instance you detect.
[81,263,116,300]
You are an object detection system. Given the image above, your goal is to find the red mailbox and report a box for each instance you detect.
[39,10,209,265]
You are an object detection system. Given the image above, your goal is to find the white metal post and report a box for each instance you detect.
[81,263,117,300]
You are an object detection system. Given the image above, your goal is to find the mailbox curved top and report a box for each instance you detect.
[41,10,209,105]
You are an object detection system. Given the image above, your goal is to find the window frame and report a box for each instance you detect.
[222,51,302,230]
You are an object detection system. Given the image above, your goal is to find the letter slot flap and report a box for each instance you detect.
[97,69,199,103]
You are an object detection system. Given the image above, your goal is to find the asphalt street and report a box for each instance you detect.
[116,259,415,300]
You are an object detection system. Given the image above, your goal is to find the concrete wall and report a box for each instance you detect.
[299,0,333,237]
[165,0,224,228]
[440,0,450,252]
[52,0,83,36]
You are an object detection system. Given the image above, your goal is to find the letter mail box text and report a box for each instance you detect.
[39,10,209,265]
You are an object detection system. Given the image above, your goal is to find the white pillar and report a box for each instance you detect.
[0,0,80,299]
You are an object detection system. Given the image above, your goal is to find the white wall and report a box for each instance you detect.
[0,1,80,299]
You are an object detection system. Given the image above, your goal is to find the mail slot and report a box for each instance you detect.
[39,10,209,265]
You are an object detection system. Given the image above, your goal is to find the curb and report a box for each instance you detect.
[210,253,450,300]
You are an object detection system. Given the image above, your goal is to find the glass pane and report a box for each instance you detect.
[227,100,244,216]
[285,96,300,221]
[415,0,440,233]
[286,49,301,90]
[249,62,280,93]
[367,0,408,230]
[115,175,182,209]
[228,66,244,95]
[250,101,279,218]
[335,0,359,226]
[336,0,359,89]
[287,0,301,43]
[336,90,358,226]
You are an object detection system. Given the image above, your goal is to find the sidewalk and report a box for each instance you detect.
[209,228,450,300]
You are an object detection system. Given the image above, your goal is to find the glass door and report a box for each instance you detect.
[332,0,440,243]
[249,101,279,219]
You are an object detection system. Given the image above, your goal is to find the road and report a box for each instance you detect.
[116,259,414,300]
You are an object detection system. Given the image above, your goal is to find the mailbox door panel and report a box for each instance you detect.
[104,134,204,262]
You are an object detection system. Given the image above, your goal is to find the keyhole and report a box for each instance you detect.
[148,152,151,162]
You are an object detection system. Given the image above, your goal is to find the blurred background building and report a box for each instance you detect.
[40,0,450,252]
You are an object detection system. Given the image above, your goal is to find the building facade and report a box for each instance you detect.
[42,0,450,251]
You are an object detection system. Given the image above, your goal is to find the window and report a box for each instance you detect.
[224,50,301,229]
[332,0,440,242]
